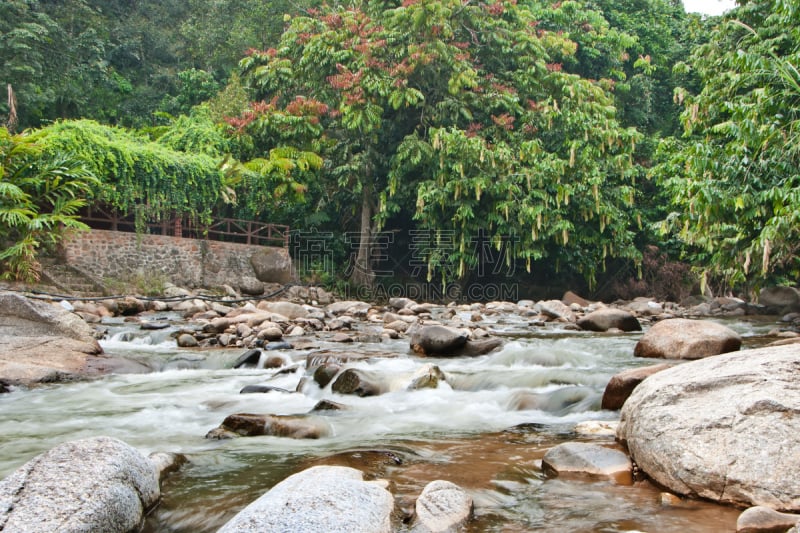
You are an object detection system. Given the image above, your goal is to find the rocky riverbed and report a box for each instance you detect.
[1,284,799,532]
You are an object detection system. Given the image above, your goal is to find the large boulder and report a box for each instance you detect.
[759,286,800,313]
[0,436,159,532]
[577,308,642,332]
[250,247,293,284]
[601,364,671,410]
[617,344,800,510]
[634,318,741,359]
[217,465,394,533]
[413,480,473,533]
[0,292,103,385]
[410,325,468,355]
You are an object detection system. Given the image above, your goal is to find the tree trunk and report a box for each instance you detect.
[350,183,375,288]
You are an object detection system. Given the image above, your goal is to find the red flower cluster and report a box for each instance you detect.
[491,113,516,130]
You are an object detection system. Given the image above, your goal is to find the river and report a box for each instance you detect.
[0,310,776,531]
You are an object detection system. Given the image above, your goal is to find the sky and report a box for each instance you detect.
[683,0,738,15]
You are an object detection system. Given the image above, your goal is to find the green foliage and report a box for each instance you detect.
[654,0,800,291]
[237,1,643,287]
[0,126,98,281]
[33,120,226,225]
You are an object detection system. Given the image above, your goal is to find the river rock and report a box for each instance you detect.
[332,368,385,397]
[617,343,800,509]
[0,436,159,533]
[257,301,308,320]
[574,420,618,437]
[311,399,349,412]
[389,297,415,310]
[0,292,104,385]
[633,318,741,359]
[206,413,330,439]
[413,480,473,533]
[233,349,261,368]
[736,506,800,532]
[149,451,187,483]
[249,247,292,284]
[759,286,800,312]
[313,362,341,388]
[239,385,292,394]
[217,465,393,533]
[542,442,632,484]
[407,364,446,390]
[258,325,284,341]
[562,291,590,307]
[457,337,503,356]
[509,386,600,414]
[238,277,265,296]
[410,325,468,355]
[601,364,671,410]
[535,300,575,321]
[327,301,371,316]
[115,296,146,316]
[176,333,198,347]
[577,308,641,332]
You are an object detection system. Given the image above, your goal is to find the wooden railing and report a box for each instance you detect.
[79,206,289,247]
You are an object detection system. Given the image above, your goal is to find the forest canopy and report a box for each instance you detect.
[1,0,797,297]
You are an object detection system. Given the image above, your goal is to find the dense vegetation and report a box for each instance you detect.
[1,0,797,298]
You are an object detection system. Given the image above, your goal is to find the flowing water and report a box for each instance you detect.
[0,312,778,532]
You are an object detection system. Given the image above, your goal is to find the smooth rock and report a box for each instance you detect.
[574,420,619,437]
[249,247,293,284]
[410,325,468,355]
[233,349,261,369]
[562,291,590,307]
[257,301,308,320]
[0,436,159,533]
[327,301,371,316]
[176,333,198,348]
[310,399,349,412]
[535,300,575,321]
[239,385,292,394]
[332,368,385,397]
[258,326,284,341]
[759,286,800,312]
[413,480,473,533]
[206,413,330,439]
[736,506,800,533]
[407,364,446,390]
[389,297,415,310]
[0,292,104,384]
[634,318,741,359]
[617,344,800,509]
[217,465,393,533]
[601,364,671,410]
[313,362,341,388]
[577,308,641,332]
[542,442,632,484]
[238,277,265,296]
[509,386,600,414]
[456,337,503,356]
[149,451,187,483]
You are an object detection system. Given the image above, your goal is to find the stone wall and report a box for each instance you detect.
[63,229,292,289]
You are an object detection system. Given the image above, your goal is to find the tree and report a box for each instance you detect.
[0,126,98,281]
[237,0,642,288]
[655,0,800,292]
